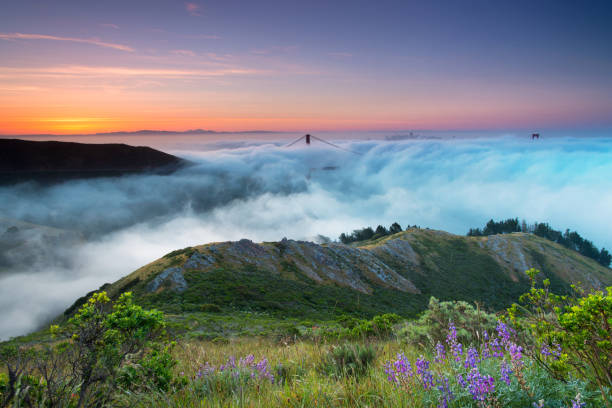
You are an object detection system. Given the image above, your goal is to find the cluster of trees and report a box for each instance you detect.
[339,222,415,244]
[468,218,611,267]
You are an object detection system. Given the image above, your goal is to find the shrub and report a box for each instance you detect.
[398,297,498,347]
[319,343,377,378]
[0,292,174,407]
[200,303,222,313]
[508,268,612,405]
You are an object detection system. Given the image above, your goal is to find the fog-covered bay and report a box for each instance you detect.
[1,132,611,339]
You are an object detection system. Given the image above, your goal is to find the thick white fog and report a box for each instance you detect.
[1,135,611,339]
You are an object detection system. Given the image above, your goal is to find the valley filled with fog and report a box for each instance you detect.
[1,133,611,339]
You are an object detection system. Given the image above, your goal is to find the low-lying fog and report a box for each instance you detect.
[1,133,611,339]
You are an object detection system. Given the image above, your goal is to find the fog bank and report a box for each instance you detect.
[1,135,611,339]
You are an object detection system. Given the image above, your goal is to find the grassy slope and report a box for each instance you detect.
[53,229,609,340]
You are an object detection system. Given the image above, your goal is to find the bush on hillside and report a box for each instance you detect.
[0,292,175,407]
[398,297,498,347]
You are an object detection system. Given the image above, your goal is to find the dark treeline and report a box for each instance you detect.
[468,218,611,268]
[339,222,418,244]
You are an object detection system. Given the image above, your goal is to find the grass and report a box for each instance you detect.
[110,335,598,408]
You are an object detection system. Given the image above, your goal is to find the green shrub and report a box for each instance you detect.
[398,296,498,347]
[508,268,612,405]
[319,343,376,378]
[0,292,174,407]
[201,303,222,313]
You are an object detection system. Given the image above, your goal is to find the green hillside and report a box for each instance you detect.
[61,228,611,339]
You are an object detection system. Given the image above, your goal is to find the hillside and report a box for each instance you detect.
[69,229,611,337]
[0,138,186,183]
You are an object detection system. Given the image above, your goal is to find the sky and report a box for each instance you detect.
[1,0,611,134]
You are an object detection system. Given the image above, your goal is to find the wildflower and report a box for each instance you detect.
[437,376,454,408]
[393,353,413,378]
[434,342,446,363]
[415,356,434,390]
[464,347,479,369]
[496,321,512,345]
[489,337,503,358]
[540,342,562,360]
[446,322,463,361]
[466,368,495,402]
[570,393,586,408]
[508,342,524,368]
[456,373,467,387]
[500,361,512,385]
[239,354,255,367]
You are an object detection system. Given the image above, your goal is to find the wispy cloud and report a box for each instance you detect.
[185,2,201,16]
[328,52,353,58]
[0,65,260,78]
[172,49,196,57]
[0,32,133,52]
[99,23,119,30]
[250,45,298,55]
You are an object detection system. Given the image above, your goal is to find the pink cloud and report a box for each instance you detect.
[185,3,201,16]
[0,65,260,78]
[0,32,133,52]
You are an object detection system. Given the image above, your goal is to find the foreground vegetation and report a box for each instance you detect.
[1,270,610,407]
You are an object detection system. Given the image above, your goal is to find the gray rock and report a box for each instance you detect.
[184,251,214,269]
[147,267,188,293]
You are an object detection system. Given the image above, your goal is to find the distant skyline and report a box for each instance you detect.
[1,0,611,134]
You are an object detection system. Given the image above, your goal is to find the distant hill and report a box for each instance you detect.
[69,229,612,326]
[0,139,186,183]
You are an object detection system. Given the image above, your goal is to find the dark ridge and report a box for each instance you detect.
[0,139,188,184]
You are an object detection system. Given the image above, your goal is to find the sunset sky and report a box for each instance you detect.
[1,0,611,134]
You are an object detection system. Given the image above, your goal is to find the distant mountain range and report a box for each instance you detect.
[63,228,612,328]
[0,138,187,184]
[0,129,280,138]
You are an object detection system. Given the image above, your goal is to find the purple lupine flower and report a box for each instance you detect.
[239,354,255,367]
[456,373,467,387]
[464,347,479,369]
[435,342,446,364]
[553,343,562,359]
[496,321,512,345]
[541,343,562,360]
[489,337,503,358]
[437,376,454,408]
[508,342,524,368]
[466,368,495,402]
[446,322,464,361]
[255,358,274,382]
[446,322,458,345]
[393,353,413,378]
[384,361,398,384]
[415,356,435,390]
[570,393,586,408]
[500,361,512,385]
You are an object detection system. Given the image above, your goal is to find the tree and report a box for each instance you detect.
[389,222,402,234]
